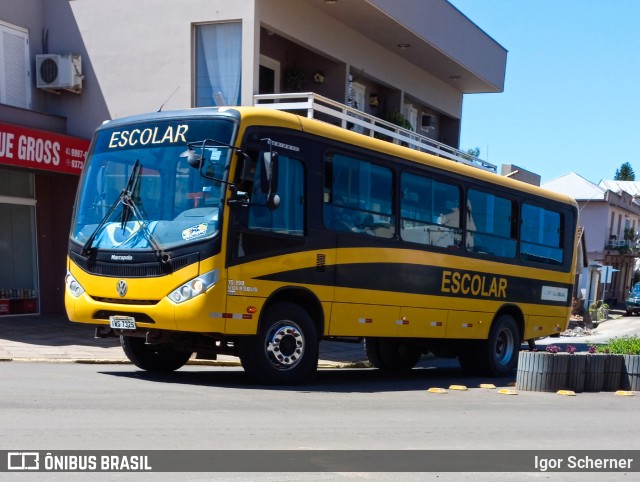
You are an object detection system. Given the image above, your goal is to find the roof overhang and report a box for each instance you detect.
[299,0,507,93]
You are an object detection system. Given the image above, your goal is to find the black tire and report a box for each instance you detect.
[365,338,421,370]
[458,314,521,377]
[238,303,319,384]
[626,310,632,316]
[120,335,192,372]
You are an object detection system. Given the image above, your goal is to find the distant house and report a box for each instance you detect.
[543,173,640,306]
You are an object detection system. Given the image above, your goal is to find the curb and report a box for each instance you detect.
[0,357,368,369]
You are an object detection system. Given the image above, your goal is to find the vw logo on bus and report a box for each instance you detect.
[116,280,128,297]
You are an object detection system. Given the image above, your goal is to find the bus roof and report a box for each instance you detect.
[234,107,577,209]
[98,106,577,209]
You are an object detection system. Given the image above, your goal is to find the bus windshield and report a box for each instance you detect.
[70,118,236,251]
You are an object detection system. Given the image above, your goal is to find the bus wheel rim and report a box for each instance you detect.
[265,321,305,369]
[495,327,514,366]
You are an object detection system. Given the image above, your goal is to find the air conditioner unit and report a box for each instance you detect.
[36,54,83,93]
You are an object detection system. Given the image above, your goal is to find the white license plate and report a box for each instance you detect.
[109,316,136,330]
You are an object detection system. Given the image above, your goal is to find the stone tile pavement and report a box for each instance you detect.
[0,314,368,366]
[1,312,639,366]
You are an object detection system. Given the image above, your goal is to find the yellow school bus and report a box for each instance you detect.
[65,106,578,384]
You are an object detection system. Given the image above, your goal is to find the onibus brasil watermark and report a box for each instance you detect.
[2,450,638,473]
[6,452,151,472]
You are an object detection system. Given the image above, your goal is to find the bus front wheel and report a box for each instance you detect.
[120,335,192,372]
[458,314,520,377]
[238,303,319,384]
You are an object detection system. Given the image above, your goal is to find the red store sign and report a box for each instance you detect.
[0,122,90,175]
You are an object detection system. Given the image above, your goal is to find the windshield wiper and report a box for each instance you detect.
[120,159,141,230]
[121,186,170,265]
[81,160,170,265]
[81,161,141,257]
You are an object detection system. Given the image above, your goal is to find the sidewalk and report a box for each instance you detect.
[0,314,369,366]
[1,312,639,366]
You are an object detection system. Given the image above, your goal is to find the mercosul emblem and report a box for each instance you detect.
[116,280,128,297]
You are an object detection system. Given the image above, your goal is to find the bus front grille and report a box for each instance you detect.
[91,297,159,305]
[70,252,198,277]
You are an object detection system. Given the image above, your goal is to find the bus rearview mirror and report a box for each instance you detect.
[260,151,279,199]
[180,147,202,169]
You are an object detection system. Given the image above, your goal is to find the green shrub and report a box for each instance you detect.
[603,335,640,355]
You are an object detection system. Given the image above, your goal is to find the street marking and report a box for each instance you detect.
[449,385,468,391]
[557,390,576,396]
[615,390,635,396]
[427,387,447,394]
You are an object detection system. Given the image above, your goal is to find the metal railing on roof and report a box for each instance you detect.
[253,92,496,173]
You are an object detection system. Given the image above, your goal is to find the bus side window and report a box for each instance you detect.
[231,150,305,258]
[323,152,394,238]
[466,189,516,258]
[520,203,563,264]
[400,171,461,248]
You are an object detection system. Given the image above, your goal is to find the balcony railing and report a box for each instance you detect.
[253,92,497,173]
[606,239,640,251]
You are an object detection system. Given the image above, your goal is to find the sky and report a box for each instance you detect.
[448,0,640,184]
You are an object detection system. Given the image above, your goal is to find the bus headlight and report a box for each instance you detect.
[169,270,218,304]
[65,272,85,297]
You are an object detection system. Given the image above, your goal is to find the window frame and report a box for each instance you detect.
[519,201,565,266]
[322,149,395,238]
[399,169,462,250]
[0,20,31,109]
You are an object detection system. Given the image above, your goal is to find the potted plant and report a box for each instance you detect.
[583,344,624,391]
[600,335,640,391]
[588,300,609,323]
[516,343,626,393]
[516,346,571,392]
[285,67,305,92]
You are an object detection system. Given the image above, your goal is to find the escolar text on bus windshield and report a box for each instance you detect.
[108,124,189,148]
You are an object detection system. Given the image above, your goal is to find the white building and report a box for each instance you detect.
[1,0,507,315]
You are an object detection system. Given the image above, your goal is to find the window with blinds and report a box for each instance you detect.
[0,21,30,109]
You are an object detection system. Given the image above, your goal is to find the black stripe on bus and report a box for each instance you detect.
[256,263,572,307]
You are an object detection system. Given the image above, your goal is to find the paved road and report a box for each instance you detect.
[2,362,639,451]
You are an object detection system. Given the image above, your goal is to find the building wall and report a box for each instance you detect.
[45,0,254,138]
[578,202,610,260]
[37,0,470,141]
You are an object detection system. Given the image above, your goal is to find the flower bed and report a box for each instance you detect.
[515,351,624,393]
[515,342,635,393]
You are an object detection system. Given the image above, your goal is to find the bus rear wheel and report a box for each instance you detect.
[458,314,520,377]
[238,303,319,385]
[120,335,192,372]
[365,338,421,370]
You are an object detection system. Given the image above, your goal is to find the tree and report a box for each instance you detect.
[462,147,480,160]
[614,162,635,181]
[466,147,480,158]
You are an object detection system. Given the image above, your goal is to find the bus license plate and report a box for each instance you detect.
[109,316,136,330]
